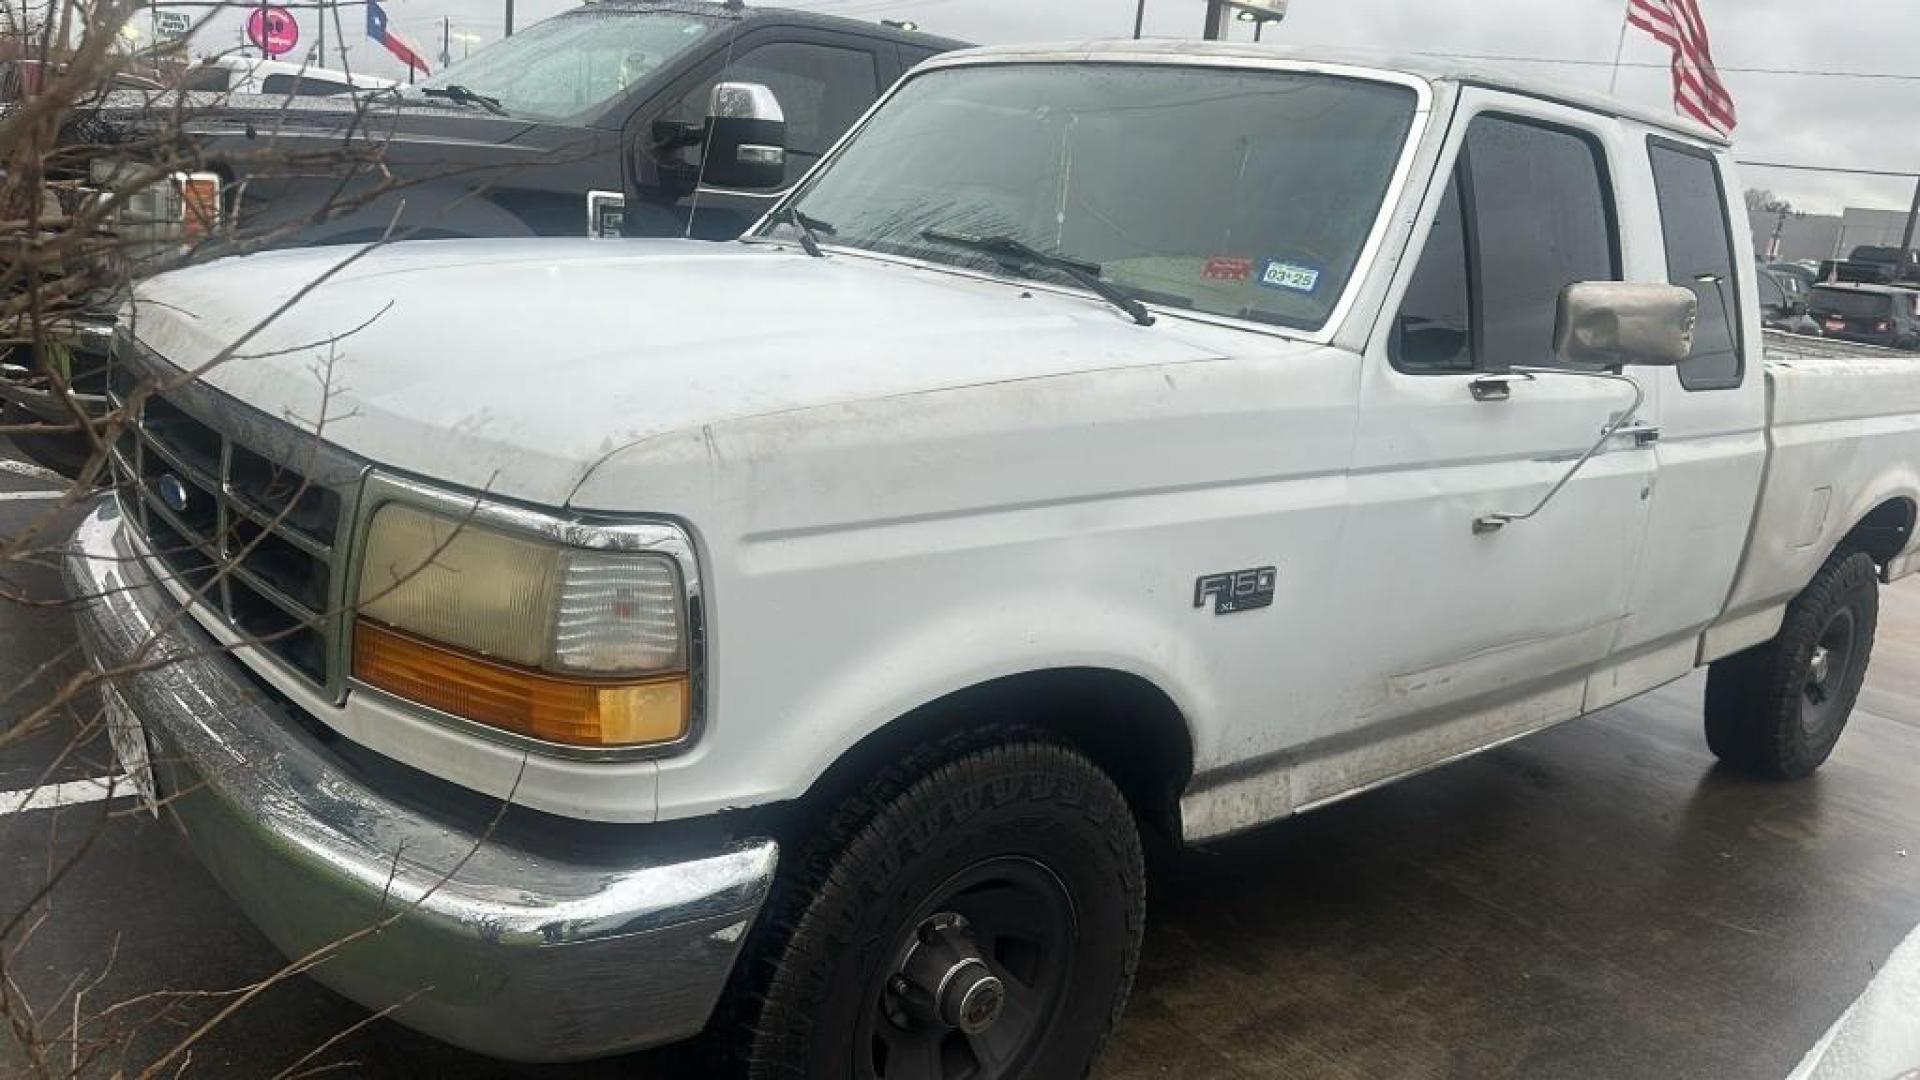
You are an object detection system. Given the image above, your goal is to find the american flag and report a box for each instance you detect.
[1627,0,1736,135]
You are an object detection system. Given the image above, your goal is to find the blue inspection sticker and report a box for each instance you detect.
[1259,260,1322,294]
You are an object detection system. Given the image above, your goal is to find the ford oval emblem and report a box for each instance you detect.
[155,474,191,515]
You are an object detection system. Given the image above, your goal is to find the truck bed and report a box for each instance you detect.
[1713,331,1920,653]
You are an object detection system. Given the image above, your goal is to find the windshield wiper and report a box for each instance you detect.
[418,84,507,116]
[920,227,1154,326]
[782,206,831,258]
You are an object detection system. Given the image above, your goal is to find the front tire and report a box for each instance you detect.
[737,734,1145,1080]
[1705,549,1878,779]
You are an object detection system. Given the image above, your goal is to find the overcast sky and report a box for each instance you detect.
[178,0,1918,216]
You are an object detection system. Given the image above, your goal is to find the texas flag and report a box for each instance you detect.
[366,0,431,75]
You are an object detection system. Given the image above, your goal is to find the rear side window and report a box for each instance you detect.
[1392,114,1618,374]
[1649,139,1743,390]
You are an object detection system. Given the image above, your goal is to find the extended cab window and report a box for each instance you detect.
[1393,114,1618,374]
[1649,139,1743,390]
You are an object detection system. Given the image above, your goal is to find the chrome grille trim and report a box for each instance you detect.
[106,333,368,699]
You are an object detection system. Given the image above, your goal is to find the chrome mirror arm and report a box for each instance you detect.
[1473,367,1647,535]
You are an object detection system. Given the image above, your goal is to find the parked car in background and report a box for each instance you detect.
[71,44,1920,1073]
[1767,260,1819,292]
[1808,283,1920,349]
[180,56,397,98]
[1758,267,1820,335]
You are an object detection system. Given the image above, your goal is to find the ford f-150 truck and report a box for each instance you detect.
[67,42,1920,1078]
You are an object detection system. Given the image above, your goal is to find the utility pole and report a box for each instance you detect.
[1902,174,1920,255]
[1133,0,1146,38]
[440,16,450,68]
[504,0,513,37]
[316,0,326,70]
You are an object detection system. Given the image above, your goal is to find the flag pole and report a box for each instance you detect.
[1608,0,1632,95]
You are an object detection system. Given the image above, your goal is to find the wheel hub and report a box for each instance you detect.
[888,913,1007,1035]
[1801,610,1857,733]
[1809,645,1832,691]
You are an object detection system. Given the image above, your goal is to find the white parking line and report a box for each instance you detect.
[0,457,66,485]
[0,775,134,815]
[0,490,68,502]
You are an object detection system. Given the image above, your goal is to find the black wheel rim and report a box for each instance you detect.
[856,856,1077,1080]
[1801,607,1857,735]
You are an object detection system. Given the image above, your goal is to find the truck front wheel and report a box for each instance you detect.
[736,734,1145,1079]
[1705,549,1878,779]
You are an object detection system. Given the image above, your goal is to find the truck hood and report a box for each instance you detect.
[127,239,1228,505]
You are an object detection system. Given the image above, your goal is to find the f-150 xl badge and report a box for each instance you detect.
[1195,567,1277,615]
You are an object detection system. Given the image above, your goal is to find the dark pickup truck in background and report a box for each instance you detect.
[106,1,965,247]
[1819,245,1920,287]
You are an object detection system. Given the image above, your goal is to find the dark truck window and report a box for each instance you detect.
[668,42,881,184]
[1391,172,1472,372]
[1469,116,1618,370]
[1810,288,1893,319]
[1392,114,1617,374]
[261,73,351,97]
[1649,138,1743,390]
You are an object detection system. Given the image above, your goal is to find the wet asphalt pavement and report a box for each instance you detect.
[2,440,1917,1079]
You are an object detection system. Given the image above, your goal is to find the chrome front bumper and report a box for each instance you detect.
[63,502,778,1063]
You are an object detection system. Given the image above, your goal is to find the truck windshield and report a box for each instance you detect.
[1811,288,1893,318]
[409,9,716,121]
[778,63,1418,332]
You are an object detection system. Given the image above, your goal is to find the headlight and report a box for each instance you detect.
[352,504,691,749]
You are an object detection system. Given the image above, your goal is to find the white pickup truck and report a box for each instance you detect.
[69,40,1920,1078]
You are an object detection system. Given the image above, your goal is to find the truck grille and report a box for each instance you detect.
[106,342,363,694]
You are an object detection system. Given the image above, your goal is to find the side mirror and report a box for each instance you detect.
[1553,281,1698,368]
[701,82,787,190]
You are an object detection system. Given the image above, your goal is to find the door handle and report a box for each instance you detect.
[1612,421,1661,447]
[1469,371,1535,402]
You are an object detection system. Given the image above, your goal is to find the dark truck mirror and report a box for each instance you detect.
[702,82,787,190]
[1554,282,1698,367]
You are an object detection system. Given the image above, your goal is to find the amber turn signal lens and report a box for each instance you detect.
[178,172,221,238]
[353,621,688,748]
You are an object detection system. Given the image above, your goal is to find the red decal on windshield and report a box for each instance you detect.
[1204,257,1253,281]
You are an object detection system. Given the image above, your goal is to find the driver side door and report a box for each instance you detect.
[1305,95,1660,804]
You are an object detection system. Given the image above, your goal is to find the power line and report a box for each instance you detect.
[1420,51,1920,84]
[1740,160,1918,179]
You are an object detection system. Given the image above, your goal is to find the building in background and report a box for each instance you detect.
[1748,210,1842,263]
[1835,208,1920,259]
[1747,207,1920,265]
